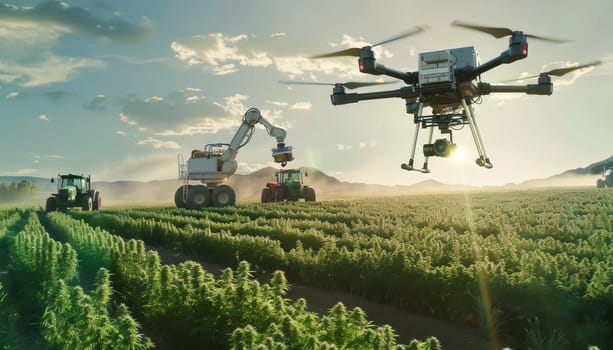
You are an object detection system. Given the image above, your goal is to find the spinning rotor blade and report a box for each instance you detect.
[310,48,363,59]
[279,80,395,90]
[310,26,428,59]
[502,61,602,82]
[371,26,429,47]
[541,61,602,77]
[452,20,568,43]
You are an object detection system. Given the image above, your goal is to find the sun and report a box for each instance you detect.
[452,148,468,162]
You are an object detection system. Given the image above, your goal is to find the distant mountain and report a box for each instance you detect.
[506,155,612,189]
[561,155,613,176]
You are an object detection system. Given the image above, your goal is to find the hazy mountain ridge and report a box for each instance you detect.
[2,155,609,205]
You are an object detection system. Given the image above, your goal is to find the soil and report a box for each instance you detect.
[151,245,492,350]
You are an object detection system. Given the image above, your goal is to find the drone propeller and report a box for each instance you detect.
[310,26,429,59]
[279,80,396,90]
[451,20,569,43]
[502,60,602,82]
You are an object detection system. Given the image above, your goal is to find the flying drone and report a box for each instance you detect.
[281,21,601,173]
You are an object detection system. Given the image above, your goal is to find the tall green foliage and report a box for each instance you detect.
[70,188,612,349]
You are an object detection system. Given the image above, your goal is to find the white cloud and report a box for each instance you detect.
[46,155,64,159]
[290,101,312,110]
[0,25,105,87]
[39,114,48,121]
[266,100,288,107]
[185,95,206,103]
[213,63,237,75]
[170,33,273,74]
[359,142,367,149]
[0,1,153,87]
[337,144,353,151]
[115,130,127,136]
[5,91,18,99]
[119,113,137,126]
[119,91,289,137]
[0,2,152,44]
[137,137,180,150]
[14,168,37,175]
[144,96,164,103]
[170,32,360,79]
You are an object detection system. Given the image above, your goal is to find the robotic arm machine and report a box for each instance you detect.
[213,107,293,176]
[176,107,294,208]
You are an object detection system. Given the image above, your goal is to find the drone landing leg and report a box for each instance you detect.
[401,103,430,173]
[461,99,493,169]
[422,127,435,172]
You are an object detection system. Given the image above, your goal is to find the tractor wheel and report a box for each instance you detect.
[211,185,236,207]
[174,185,191,208]
[275,187,286,202]
[304,187,316,202]
[261,188,272,203]
[597,179,605,188]
[45,197,57,212]
[82,196,93,211]
[186,185,210,209]
[92,191,102,210]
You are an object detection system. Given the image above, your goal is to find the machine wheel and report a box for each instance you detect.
[304,187,316,202]
[211,185,236,207]
[186,185,210,209]
[81,196,93,211]
[92,191,102,210]
[261,188,273,203]
[275,187,286,202]
[597,179,605,188]
[174,185,191,208]
[45,197,57,212]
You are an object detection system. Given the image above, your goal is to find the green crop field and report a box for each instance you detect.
[1,188,611,349]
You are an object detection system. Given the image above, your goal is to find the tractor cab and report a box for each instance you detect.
[277,169,303,195]
[52,174,89,201]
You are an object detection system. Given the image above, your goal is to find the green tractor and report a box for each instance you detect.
[45,174,102,212]
[261,168,316,203]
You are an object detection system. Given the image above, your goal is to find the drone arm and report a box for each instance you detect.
[331,87,418,105]
[458,34,528,82]
[459,53,510,81]
[478,81,552,96]
[358,47,418,84]
[374,64,419,84]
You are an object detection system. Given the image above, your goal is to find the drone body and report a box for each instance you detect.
[283,21,600,173]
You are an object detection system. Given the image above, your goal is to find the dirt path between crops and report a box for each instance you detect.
[150,245,492,350]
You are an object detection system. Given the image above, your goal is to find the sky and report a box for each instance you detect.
[1,0,611,187]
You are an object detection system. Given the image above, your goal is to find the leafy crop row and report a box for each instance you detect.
[71,188,612,349]
[3,210,151,349]
[44,211,436,349]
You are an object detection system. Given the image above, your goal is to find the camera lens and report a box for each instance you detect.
[433,139,449,155]
[423,139,456,157]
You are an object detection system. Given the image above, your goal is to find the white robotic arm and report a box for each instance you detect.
[220,107,293,168]
[183,108,293,186]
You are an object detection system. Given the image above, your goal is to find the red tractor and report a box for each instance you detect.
[261,168,316,203]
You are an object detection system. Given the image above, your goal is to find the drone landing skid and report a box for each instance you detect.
[402,99,493,172]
